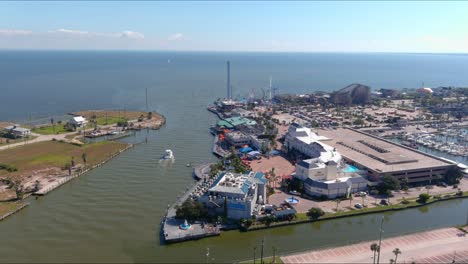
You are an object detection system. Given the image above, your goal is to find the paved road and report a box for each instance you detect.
[0,133,70,151]
[282,227,468,264]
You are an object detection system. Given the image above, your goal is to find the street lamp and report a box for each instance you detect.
[377,216,385,264]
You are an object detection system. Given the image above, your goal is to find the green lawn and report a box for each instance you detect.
[0,201,24,217]
[32,125,70,135]
[95,116,127,126]
[0,140,129,177]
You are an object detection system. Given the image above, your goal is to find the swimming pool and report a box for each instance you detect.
[343,165,359,173]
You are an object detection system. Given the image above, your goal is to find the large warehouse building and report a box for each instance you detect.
[317,128,455,184]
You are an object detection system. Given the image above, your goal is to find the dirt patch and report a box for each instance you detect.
[0,140,128,183]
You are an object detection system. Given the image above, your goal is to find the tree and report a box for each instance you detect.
[175,200,208,221]
[370,243,379,264]
[307,207,325,220]
[50,118,55,134]
[418,193,431,203]
[13,180,24,200]
[335,199,341,212]
[353,118,365,127]
[393,248,402,264]
[81,153,87,166]
[377,175,401,194]
[444,166,463,185]
[269,168,276,188]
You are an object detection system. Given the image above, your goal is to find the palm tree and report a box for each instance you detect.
[335,199,341,212]
[269,168,276,188]
[370,243,379,264]
[393,248,402,264]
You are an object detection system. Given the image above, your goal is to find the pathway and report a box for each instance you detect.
[281,227,468,263]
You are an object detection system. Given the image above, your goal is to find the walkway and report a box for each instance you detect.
[281,227,468,263]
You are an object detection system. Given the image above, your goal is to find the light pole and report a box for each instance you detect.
[261,238,265,264]
[377,216,385,264]
[253,246,257,264]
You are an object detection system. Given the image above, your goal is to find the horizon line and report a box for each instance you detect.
[0,48,467,55]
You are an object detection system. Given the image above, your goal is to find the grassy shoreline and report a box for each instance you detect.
[245,192,468,231]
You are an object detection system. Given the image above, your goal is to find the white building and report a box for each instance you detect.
[199,171,267,220]
[286,123,367,199]
[69,116,88,127]
[285,123,341,164]
[3,125,31,138]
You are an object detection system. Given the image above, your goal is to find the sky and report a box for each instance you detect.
[0,1,467,52]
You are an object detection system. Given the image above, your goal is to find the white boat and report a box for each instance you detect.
[160,149,174,160]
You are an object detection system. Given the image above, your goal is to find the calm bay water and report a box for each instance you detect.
[0,51,468,263]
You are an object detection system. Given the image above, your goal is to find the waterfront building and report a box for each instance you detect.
[69,116,88,127]
[284,123,341,164]
[199,171,267,220]
[293,153,367,198]
[286,123,367,198]
[3,125,31,138]
[317,128,456,184]
[225,131,251,147]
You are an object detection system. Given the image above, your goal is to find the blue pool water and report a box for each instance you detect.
[343,165,359,173]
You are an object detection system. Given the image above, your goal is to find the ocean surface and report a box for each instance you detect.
[0,51,468,263]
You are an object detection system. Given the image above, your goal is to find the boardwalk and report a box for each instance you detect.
[161,170,220,243]
[282,227,468,264]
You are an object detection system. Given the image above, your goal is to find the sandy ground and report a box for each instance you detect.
[282,227,468,264]
[249,155,295,180]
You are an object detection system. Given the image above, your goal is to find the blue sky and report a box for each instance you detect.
[0,1,467,52]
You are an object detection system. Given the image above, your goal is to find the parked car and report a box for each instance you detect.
[354,203,363,209]
[380,199,389,205]
[289,190,300,196]
[437,182,448,187]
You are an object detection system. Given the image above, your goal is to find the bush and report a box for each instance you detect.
[401,198,410,204]
[456,191,463,196]
[433,195,442,200]
[417,193,431,203]
[307,207,325,220]
[0,164,18,172]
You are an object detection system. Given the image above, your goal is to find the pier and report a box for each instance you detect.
[161,164,220,243]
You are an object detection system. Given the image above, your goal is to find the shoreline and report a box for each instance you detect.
[244,192,468,232]
[33,143,134,196]
[0,110,166,220]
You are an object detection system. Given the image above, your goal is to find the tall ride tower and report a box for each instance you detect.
[227,61,231,99]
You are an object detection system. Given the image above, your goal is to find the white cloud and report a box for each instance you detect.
[45,28,144,39]
[120,31,145,39]
[167,33,184,41]
[52,28,89,35]
[0,29,33,36]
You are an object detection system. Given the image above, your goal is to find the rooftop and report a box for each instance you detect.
[317,128,452,173]
[209,171,266,195]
